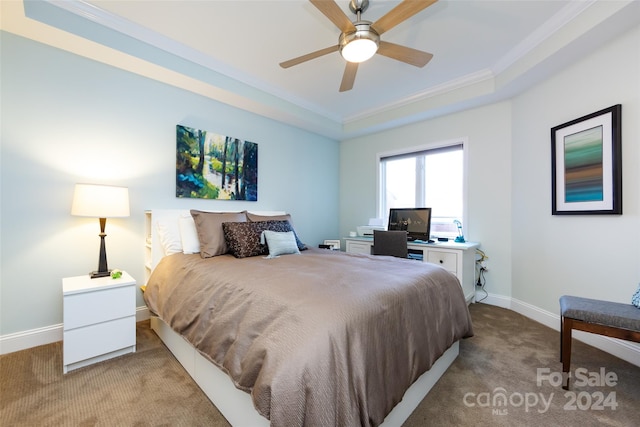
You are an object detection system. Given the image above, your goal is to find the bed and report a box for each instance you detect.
[143,209,473,426]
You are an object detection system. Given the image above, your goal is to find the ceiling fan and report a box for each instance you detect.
[280,0,437,92]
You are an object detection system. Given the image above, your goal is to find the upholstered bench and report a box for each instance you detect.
[560,295,640,389]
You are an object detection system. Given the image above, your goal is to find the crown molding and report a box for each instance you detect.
[492,0,596,75]
[343,69,495,125]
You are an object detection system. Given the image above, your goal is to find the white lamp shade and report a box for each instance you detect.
[71,184,130,218]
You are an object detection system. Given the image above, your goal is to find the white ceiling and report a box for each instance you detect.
[5,0,639,140]
[85,0,567,115]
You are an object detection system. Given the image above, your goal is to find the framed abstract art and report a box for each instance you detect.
[551,105,621,215]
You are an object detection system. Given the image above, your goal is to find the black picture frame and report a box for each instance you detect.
[551,104,622,215]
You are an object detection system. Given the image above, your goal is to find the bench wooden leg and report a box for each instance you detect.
[561,317,573,390]
[560,315,563,363]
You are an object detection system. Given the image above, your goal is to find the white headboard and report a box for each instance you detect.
[144,209,286,284]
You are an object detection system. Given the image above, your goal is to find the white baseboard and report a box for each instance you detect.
[0,306,151,355]
[477,293,640,368]
[474,290,511,308]
[0,323,63,355]
[136,306,151,322]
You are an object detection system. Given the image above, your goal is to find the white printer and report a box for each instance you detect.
[356,218,385,237]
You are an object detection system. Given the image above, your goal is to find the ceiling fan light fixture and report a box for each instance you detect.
[282,0,437,92]
[339,22,379,63]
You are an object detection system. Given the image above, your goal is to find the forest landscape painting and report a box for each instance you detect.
[176,125,258,200]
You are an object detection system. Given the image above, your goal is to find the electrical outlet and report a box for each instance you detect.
[480,260,488,271]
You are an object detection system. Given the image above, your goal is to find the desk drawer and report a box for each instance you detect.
[346,241,372,255]
[427,250,458,274]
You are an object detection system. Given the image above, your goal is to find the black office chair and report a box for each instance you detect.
[372,230,408,258]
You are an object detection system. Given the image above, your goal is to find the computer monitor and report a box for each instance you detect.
[387,208,432,241]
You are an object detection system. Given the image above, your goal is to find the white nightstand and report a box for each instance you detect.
[63,271,136,373]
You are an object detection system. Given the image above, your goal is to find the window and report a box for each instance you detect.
[378,142,465,238]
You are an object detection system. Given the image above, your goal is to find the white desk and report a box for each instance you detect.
[344,237,479,303]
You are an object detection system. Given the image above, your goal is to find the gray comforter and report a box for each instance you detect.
[144,249,473,427]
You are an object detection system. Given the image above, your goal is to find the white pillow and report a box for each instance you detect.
[179,215,200,254]
[261,230,300,259]
[156,220,182,256]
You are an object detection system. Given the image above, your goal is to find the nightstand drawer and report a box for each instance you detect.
[64,285,135,330]
[64,316,135,365]
[426,250,458,274]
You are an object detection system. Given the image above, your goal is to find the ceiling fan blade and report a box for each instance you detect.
[377,41,433,67]
[371,0,438,35]
[310,0,356,33]
[280,45,340,68]
[339,62,358,92]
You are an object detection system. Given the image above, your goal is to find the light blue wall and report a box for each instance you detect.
[0,32,339,335]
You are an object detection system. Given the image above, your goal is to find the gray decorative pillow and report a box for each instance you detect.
[261,230,300,258]
[632,284,640,308]
[190,210,247,258]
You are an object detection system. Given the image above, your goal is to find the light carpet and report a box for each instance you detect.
[1,303,638,426]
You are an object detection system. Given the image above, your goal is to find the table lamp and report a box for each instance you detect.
[71,184,130,278]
